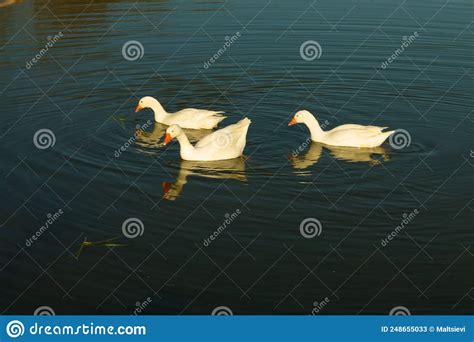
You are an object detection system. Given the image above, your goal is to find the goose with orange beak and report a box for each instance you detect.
[134,96,226,130]
[288,110,395,148]
[162,118,251,161]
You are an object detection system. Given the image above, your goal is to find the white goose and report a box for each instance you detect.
[163,118,251,161]
[288,110,395,148]
[135,96,226,129]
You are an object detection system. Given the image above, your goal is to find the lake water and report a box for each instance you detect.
[0,0,472,315]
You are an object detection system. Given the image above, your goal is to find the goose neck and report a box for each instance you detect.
[306,116,325,141]
[176,132,194,157]
[150,101,168,122]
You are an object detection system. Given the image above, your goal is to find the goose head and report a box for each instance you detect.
[288,110,318,126]
[135,96,160,113]
[163,125,183,145]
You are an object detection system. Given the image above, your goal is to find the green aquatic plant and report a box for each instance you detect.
[75,236,127,259]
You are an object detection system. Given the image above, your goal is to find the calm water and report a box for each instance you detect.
[0,0,472,315]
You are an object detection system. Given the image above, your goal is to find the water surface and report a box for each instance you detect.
[0,0,472,314]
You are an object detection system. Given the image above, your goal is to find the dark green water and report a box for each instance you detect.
[0,0,472,315]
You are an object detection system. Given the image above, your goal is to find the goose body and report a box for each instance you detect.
[135,96,226,129]
[289,110,395,148]
[163,118,251,161]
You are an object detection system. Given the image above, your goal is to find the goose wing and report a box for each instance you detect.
[195,118,251,149]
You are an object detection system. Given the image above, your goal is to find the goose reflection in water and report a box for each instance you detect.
[162,157,247,200]
[290,141,390,170]
[0,0,21,8]
[134,122,213,148]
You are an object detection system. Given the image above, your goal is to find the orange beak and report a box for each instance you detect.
[288,117,297,126]
[163,133,172,145]
[135,104,143,113]
[162,181,171,195]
